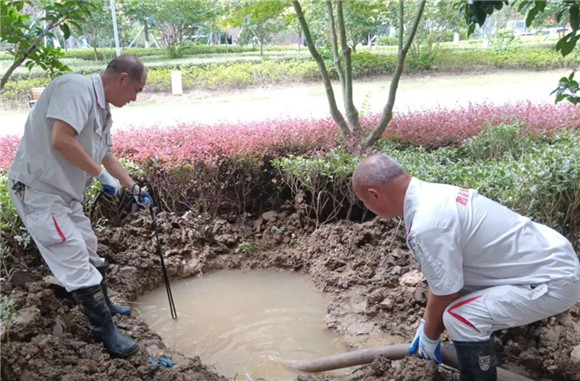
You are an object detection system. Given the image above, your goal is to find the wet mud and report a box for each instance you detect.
[2,209,579,381]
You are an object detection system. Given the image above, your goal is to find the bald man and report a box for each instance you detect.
[8,55,152,357]
[352,154,580,380]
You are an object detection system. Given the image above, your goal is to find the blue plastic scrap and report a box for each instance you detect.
[148,355,174,368]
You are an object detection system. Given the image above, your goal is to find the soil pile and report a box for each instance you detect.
[2,210,579,380]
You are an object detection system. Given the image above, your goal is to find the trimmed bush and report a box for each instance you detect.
[2,103,577,229]
[275,128,580,234]
[3,45,577,102]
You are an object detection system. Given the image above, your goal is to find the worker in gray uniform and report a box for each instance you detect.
[8,55,153,357]
[352,154,580,380]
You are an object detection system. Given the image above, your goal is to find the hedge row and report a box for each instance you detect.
[2,45,577,106]
[1,104,578,247]
[274,127,580,234]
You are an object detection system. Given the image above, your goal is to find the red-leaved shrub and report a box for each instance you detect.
[1,102,578,171]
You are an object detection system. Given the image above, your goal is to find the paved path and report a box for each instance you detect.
[0,70,568,137]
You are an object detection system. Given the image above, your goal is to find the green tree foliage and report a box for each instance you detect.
[155,0,215,58]
[0,0,95,90]
[401,0,464,69]
[343,0,389,52]
[72,0,114,61]
[121,0,161,48]
[227,0,290,56]
[460,0,579,104]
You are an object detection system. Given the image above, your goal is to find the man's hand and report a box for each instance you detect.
[131,184,153,207]
[96,169,121,196]
[408,319,442,363]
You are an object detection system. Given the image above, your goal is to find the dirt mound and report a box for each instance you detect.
[2,210,579,381]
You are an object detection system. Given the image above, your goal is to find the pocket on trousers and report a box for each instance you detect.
[484,284,548,327]
[25,210,73,246]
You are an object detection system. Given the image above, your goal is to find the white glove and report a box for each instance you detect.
[131,183,153,207]
[96,169,121,196]
[408,319,442,363]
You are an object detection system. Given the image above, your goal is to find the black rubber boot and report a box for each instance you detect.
[96,262,131,316]
[454,339,497,381]
[72,285,138,358]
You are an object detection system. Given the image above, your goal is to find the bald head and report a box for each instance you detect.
[105,55,145,82]
[352,154,406,193]
[352,154,410,218]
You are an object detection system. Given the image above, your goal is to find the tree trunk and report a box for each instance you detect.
[363,0,426,148]
[336,1,363,140]
[292,0,350,139]
[92,36,99,61]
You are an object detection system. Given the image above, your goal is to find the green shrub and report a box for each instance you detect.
[0,175,21,243]
[461,123,533,161]
[0,296,17,323]
[0,77,51,104]
[377,36,399,46]
[274,129,580,235]
[274,149,360,225]
[4,45,578,95]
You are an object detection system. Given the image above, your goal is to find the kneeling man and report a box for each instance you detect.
[352,154,580,380]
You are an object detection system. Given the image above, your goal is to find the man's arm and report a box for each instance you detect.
[423,287,459,339]
[52,120,101,176]
[102,155,135,189]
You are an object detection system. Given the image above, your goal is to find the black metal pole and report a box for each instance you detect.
[149,207,178,320]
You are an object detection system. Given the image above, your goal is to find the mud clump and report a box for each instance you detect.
[2,210,579,381]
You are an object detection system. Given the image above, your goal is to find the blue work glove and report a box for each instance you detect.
[408,319,442,363]
[131,183,153,208]
[96,169,121,196]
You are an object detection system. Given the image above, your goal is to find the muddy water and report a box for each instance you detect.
[138,269,351,380]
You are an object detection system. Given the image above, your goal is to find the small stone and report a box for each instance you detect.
[253,217,263,231]
[538,327,559,349]
[43,275,64,289]
[380,298,394,311]
[261,211,277,222]
[399,270,425,286]
[11,306,40,326]
[571,344,580,364]
[52,315,67,337]
[556,311,573,326]
[413,287,426,303]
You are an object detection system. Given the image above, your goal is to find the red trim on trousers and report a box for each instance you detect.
[448,295,481,332]
[52,216,66,242]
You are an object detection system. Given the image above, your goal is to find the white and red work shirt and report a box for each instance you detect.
[403,177,580,296]
[8,74,113,202]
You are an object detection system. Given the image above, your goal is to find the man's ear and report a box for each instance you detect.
[368,188,380,200]
[118,72,129,85]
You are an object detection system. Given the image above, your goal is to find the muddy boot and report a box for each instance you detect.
[453,339,497,381]
[96,262,131,316]
[72,285,138,358]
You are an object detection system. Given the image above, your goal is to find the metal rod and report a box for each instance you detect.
[149,207,178,320]
[109,0,121,57]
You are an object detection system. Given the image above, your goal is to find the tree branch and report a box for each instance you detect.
[292,0,350,140]
[0,20,56,90]
[364,0,426,148]
[398,0,404,53]
[336,0,362,139]
[326,1,346,95]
